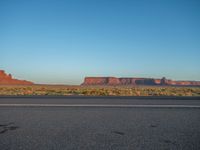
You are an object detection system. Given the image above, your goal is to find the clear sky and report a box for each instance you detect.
[0,0,200,84]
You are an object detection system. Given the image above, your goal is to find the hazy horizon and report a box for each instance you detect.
[1,0,200,84]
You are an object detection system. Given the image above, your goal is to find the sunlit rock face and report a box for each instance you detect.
[82,77,200,86]
[83,77,122,85]
[0,70,33,85]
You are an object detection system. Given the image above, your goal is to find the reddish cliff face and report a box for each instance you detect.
[83,77,108,85]
[0,70,33,85]
[82,77,200,86]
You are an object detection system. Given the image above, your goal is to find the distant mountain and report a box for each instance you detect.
[0,70,33,85]
[82,77,200,86]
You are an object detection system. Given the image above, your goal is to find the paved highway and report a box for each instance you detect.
[0,96,200,150]
[0,96,200,107]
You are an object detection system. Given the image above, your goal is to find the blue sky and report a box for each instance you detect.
[0,0,200,84]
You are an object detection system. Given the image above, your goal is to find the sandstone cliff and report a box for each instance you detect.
[0,70,33,85]
[82,77,200,86]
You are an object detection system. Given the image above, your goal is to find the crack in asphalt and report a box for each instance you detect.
[0,123,19,134]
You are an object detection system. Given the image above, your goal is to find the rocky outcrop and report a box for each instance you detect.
[82,77,200,86]
[0,70,33,85]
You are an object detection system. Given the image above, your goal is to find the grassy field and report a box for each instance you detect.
[0,85,200,96]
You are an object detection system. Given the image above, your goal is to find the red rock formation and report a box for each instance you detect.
[0,70,33,85]
[83,77,108,85]
[82,77,200,86]
[108,77,120,85]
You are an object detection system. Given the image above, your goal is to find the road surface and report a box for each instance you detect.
[0,96,200,150]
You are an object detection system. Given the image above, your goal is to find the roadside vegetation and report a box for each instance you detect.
[0,85,200,96]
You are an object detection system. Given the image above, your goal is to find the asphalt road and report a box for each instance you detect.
[0,96,200,150]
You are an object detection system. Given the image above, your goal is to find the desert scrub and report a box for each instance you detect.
[0,85,200,96]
